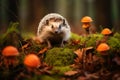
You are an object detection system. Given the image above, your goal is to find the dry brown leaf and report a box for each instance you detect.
[84,72,99,79]
[22,43,29,49]
[42,62,49,67]
[38,47,48,55]
[74,57,80,63]
[70,64,77,67]
[77,76,87,80]
[74,49,83,60]
[93,55,100,62]
[64,70,78,76]
[113,56,120,65]
[71,39,80,45]
[85,47,93,51]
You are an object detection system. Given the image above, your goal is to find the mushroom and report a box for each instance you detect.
[24,54,41,72]
[2,46,19,68]
[81,16,93,35]
[96,43,110,68]
[96,28,112,47]
[101,28,112,36]
[101,28,112,42]
[96,43,110,54]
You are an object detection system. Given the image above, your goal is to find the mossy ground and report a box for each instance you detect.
[0,23,120,80]
[44,48,75,66]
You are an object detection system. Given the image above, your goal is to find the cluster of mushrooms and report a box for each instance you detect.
[2,46,41,71]
[80,16,113,69]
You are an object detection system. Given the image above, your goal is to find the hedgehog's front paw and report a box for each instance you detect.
[33,36,43,44]
[47,40,52,49]
[47,44,52,49]
[60,42,64,47]
[60,44,64,47]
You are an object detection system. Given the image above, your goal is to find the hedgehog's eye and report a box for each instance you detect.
[59,25,61,29]
[51,25,54,28]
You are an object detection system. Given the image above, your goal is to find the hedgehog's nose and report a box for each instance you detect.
[55,31,58,34]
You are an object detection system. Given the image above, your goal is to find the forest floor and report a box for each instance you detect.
[0,22,120,80]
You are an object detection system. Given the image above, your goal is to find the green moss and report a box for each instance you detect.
[107,36,120,52]
[40,75,58,80]
[70,33,103,47]
[44,48,75,66]
[39,74,62,80]
[0,22,23,48]
[6,22,20,34]
[21,32,35,40]
[70,32,87,43]
[70,33,81,40]
[39,66,71,80]
[68,33,87,49]
[85,34,103,47]
[52,66,73,75]
[113,32,120,39]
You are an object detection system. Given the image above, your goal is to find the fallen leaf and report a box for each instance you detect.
[22,43,29,49]
[74,57,80,63]
[85,47,93,51]
[74,49,83,60]
[77,76,87,80]
[70,64,78,68]
[84,72,99,79]
[71,39,80,45]
[93,55,100,62]
[64,70,78,76]
[113,56,120,65]
[112,73,120,80]
[38,47,48,55]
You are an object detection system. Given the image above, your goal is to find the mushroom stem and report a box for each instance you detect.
[100,52,110,69]
[85,28,90,35]
[3,56,19,68]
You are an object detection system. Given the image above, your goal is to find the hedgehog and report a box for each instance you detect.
[37,13,71,48]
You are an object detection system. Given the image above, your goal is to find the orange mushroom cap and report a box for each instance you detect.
[2,46,19,56]
[101,28,112,35]
[96,43,110,52]
[81,16,93,23]
[24,54,41,68]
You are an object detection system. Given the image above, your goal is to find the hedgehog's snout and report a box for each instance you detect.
[55,30,59,34]
[52,25,62,34]
[53,27,60,34]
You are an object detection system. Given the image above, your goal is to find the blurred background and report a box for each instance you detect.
[0,0,120,34]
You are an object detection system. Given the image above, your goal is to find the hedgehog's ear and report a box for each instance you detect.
[46,20,49,25]
[63,19,66,25]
